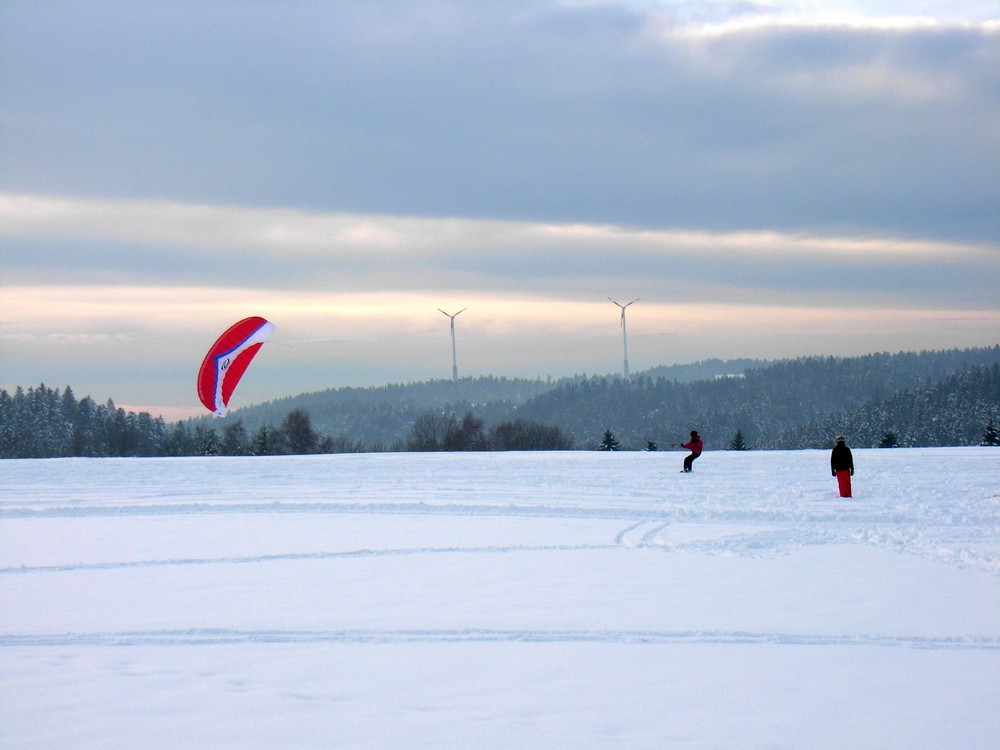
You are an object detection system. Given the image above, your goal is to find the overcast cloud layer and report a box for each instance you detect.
[1,1,998,415]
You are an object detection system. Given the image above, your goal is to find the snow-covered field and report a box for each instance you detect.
[2,448,998,749]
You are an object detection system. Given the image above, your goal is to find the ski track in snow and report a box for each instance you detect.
[0,543,618,576]
[0,503,1000,575]
[2,628,997,650]
[2,503,996,575]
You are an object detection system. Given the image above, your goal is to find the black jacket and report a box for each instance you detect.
[831,443,854,473]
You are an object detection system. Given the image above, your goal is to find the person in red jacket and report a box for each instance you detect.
[681,430,703,472]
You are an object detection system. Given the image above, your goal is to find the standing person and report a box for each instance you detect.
[831,436,854,498]
[681,430,703,472]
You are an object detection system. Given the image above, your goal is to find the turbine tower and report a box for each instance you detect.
[609,297,638,379]
[438,307,467,381]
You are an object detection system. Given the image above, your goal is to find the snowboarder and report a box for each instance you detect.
[681,430,702,472]
[831,436,854,497]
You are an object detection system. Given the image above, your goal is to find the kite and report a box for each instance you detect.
[197,316,275,416]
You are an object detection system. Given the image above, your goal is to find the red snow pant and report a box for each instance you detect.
[835,470,852,498]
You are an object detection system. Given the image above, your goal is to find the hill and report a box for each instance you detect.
[4,346,998,456]
[515,347,1000,449]
[219,346,1000,450]
[220,357,773,448]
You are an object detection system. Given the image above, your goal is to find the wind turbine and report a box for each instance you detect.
[609,297,638,379]
[438,307,467,381]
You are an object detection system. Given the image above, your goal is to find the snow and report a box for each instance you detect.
[1,447,998,749]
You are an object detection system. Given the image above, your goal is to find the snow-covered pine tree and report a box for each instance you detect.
[728,430,749,450]
[600,429,621,451]
[879,431,899,448]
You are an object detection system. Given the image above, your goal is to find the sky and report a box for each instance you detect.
[2,0,998,419]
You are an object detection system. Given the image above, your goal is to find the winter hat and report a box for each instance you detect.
[835,436,845,442]
[690,430,699,437]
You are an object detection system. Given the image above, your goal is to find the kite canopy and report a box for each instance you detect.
[197,316,275,416]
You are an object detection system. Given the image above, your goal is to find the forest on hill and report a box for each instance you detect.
[182,358,771,449]
[2,346,999,457]
[225,345,1000,450]
[515,348,1000,450]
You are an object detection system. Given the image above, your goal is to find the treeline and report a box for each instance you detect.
[0,385,349,458]
[0,385,572,458]
[781,363,1000,448]
[1,386,169,458]
[406,412,573,451]
[224,375,560,448]
[4,346,999,457]
[212,361,774,448]
[514,348,1000,449]
[217,345,1000,450]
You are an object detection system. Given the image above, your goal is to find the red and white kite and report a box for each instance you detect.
[197,316,275,416]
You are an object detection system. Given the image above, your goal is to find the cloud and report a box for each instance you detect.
[635,0,1000,32]
[2,1,997,240]
[3,193,997,309]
